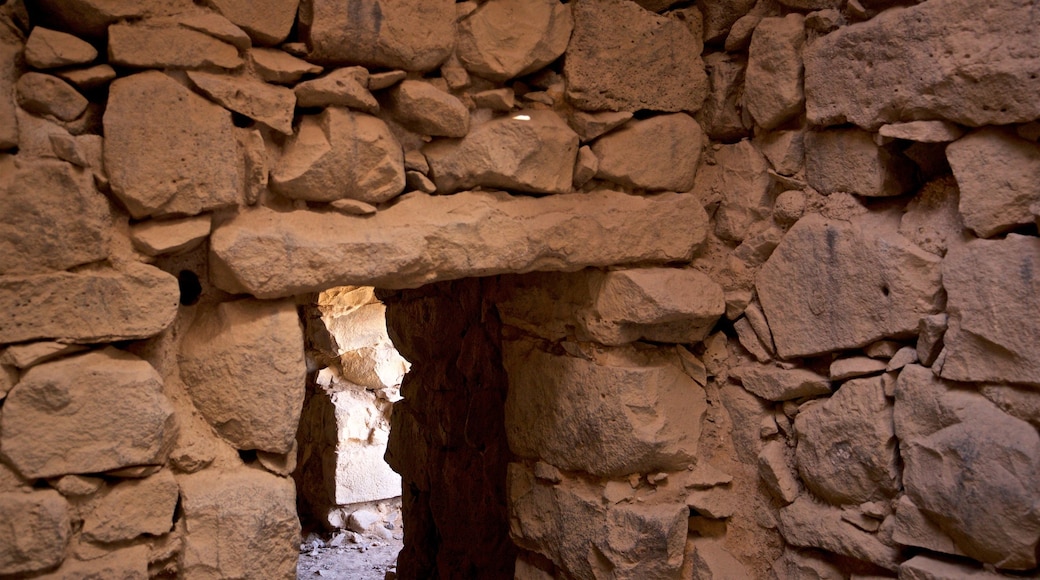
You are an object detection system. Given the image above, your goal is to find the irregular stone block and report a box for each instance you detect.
[329,389,401,504]
[176,12,252,50]
[591,113,703,192]
[795,376,899,505]
[830,356,888,380]
[0,349,176,478]
[899,554,1010,580]
[779,496,900,571]
[0,342,86,370]
[424,110,578,195]
[108,22,242,70]
[771,548,845,580]
[130,214,212,257]
[946,128,1040,238]
[879,120,964,143]
[305,0,455,71]
[698,0,756,43]
[0,263,179,344]
[251,48,322,84]
[893,495,967,557]
[0,490,69,576]
[15,72,88,121]
[580,268,724,345]
[805,128,917,197]
[567,110,632,142]
[503,341,706,476]
[688,538,752,579]
[179,468,299,579]
[32,545,149,579]
[384,80,469,137]
[24,26,97,69]
[699,53,748,142]
[457,0,572,82]
[271,107,404,203]
[692,139,772,242]
[0,38,19,150]
[892,364,992,450]
[207,0,299,45]
[210,189,708,297]
[916,313,948,367]
[938,235,1040,386]
[564,0,707,112]
[33,0,195,37]
[979,384,1040,429]
[179,299,305,454]
[186,70,296,135]
[0,159,109,275]
[758,440,800,505]
[82,469,179,543]
[804,0,1040,129]
[745,14,805,130]
[104,71,242,219]
[293,67,376,112]
[53,64,116,90]
[757,212,944,358]
[509,463,687,579]
[732,365,830,401]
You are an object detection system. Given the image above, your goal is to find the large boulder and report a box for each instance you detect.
[564,0,707,112]
[757,212,944,358]
[0,159,110,275]
[0,349,176,478]
[804,0,1040,129]
[206,0,299,45]
[304,0,455,71]
[591,114,703,192]
[745,14,805,130]
[945,128,1040,238]
[271,108,404,204]
[209,189,708,297]
[0,263,179,344]
[938,235,1040,387]
[179,299,305,454]
[104,71,241,218]
[503,341,705,477]
[424,110,578,194]
[178,467,299,579]
[0,490,69,576]
[457,0,572,82]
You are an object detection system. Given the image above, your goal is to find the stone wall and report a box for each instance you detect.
[1,0,1038,578]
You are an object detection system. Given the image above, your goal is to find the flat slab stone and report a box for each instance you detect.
[24,27,97,69]
[0,348,176,479]
[186,70,296,135]
[805,0,1040,129]
[108,21,242,70]
[207,0,299,45]
[210,189,709,298]
[0,263,179,345]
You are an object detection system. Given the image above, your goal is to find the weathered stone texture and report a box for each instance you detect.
[206,0,299,45]
[0,490,69,576]
[24,27,97,69]
[804,0,1040,129]
[186,70,297,135]
[104,71,241,218]
[745,14,804,130]
[108,22,242,70]
[179,299,305,454]
[0,349,176,479]
[304,0,455,71]
[81,469,179,543]
[564,0,707,112]
[457,0,572,82]
[384,80,469,138]
[591,114,704,192]
[210,189,708,297]
[805,128,917,197]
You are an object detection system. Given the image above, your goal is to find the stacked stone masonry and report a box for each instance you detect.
[0,0,1038,578]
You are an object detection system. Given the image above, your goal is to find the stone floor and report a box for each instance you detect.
[296,534,402,579]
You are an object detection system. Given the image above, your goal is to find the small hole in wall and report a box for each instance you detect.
[231,112,254,128]
[238,449,258,463]
[178,270,202,306]
[881,285,890,297]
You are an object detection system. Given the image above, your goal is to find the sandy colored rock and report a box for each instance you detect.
[186,71,295,135]
[572,145,597,188]
[53,64,116,90]
[699,0,757,43]
[779,496,900,571]
[732,365,830,401]
[423,110,578,194]
[805,128,917,197]
[108,22,242,70]
[916,313,947,367]
[15,72,88,121]
[0,262,179,344]
[251,48,322,84]
[688,538,751,579]
[368,70,406,90]
[473,88,516,111]
[0,159,110,275]
[945,128,1040,238]
[294,67,376,112]
[755,129,805,177]
[24,27,97,69]
[130,215,212,257]
[567,110,632,142]
[734,317,771,362]
[509,463,687,579]
[32,545,149,580]
[0,342,86,369]
[758,440,800,505]
[899,554,1009,580]
[979,384,1040,429]
[179,467,299,579]
[179,299,305,454]
[206,0,298,44]
[0,490,69,576]
[591,113,703,192]
[176,12,252,50]
[456,0,572,82]
[830,356,888,380]
[305,0,455,71]
[938,235,1040,386]
[795,376,899,505]
[745,14,804,130]
[0,349,176,478]
[757,212,943,358]
[82,469,179,543]
[879,121,964,143]
[892,364,993,450]
[565,0,707,112]
[384,80,469,138]
[270,108,404,204]
[693,139,772,242]
[32,0,195,37]
[0,39,20,150]
[580,268,724,345]
[772,549,845,580]
[699,52,748,142]
[504,341,705,476]
[804,0,1040,129]
[210,189,706,297]
[105,71,241,219]
[893,495,966,557]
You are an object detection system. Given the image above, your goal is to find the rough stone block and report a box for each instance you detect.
[745,14,805,130]
[0,490,69,576]
[82,469,179,543]
[591,113,703,192]
[457,0,572,82]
